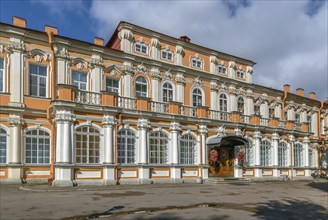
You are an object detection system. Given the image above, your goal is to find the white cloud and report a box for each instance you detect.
[89,0,327,100]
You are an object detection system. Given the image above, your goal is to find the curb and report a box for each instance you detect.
[18,186,67,192]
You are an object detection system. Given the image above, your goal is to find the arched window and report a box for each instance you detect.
[244,139,254,167]
[260,140,271,166]
[0,128,7,164]
[219,93,228,112]
[149,131,169,164]
[136,76,148,97]
[278,142,287,167]
[180,134,197,164]
[118,129,136,164]
[294,143,303,167]
[76,126,100,164]
[237,97,245,114]
[25,129,50,164]
[192,88,203,107]
[162,82,173,103]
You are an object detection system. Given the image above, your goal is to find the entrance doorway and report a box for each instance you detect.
[209,147,234,177]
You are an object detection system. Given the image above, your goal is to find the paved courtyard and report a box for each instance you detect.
[0,179,327,220]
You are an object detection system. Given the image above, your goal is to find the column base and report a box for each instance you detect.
[53,167,73,187]
[273,168,279,177]
[171,167,181,179]
[254,168,262,178]
[103,166,116,182]
[234,166,243,178]
[138,166,150,180]
[52,180,74,187]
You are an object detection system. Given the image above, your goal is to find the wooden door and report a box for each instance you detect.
[209,147,234,177]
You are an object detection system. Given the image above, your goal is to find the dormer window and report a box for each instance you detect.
[135,43,148,54]
[161,50,173,61]
[236,70,244,79]
[218,65,227,74]
[192,58,202,68]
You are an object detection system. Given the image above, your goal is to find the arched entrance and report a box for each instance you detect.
[207,135,248,177]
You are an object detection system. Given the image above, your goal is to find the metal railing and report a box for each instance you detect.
[151,101,169,113]
[117,96,136,109]
[208,110,231,121]
[181,105,197,117]
[75,90,101,105]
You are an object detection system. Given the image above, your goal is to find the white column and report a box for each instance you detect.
[151,67,161,101]
[138,118,149,164]
[103,115,116,164]
[170,122,181,164]
[90,55,103,93]
[288,135,295,178]
[175,45,184,66]
[275,102,282,119]
[287,105,295,121]
[151,38,160,60]
[209,56,217,74]
[229,85,237,112]
[311,109,318,137]
[210,81,218,110]
[272,133,279,167]
[254,131,261,166]
[246,90,254,115]
[54,43,69,84]
[246,66,253,83]
[198,125,208,165]
[118,28,134,53]
[261,95,269,118]
[228,61,236,79]
[8,115,23,165]
[9,39,25,107]
[53,110,75,187]
[122,70,134,98]
[303,137,310,167]
[175,73,185,104]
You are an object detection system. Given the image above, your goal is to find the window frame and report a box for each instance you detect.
[278,142,288,167]
[75,126,101,164]
[191,87,203,107]
[149,131,169,164]
[237,97,245,114]
[191,58,203,69]
[28,63,48,98]
[25,129,50,164]
[260,140,271,166]
[162,81,174,103]
[161,50,173,61]
[118,129,136,164]
[135,43,148,55]
[106,77,119,93]
[180,134,197,165]
[0,127,8,164]
[72,70,88,91]
[135,76,148,97]
[218,65,227,75]
[0,57,5,93]
[236,70,245,79]
[219,93,228,112]
[293,143,303,167]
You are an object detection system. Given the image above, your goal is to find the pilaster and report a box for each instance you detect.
[170,122,181,165]
[103,115,116,164]
[175,45,184,66]
[175,73,185,104]
[138,118,150,164]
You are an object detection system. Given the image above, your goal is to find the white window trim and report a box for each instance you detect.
[179,132,198,165]
[161,50,173,61]
[190,86,205,107]
[218,65,227,75]
[191,58,203,69]
[162,80,175,102]
[218,92,229,112]
[28,62,49,98]
[0,57,6,93]
[135,42,149,55]
[117,128,137,165]
[236,70,245,79]
[72,70,88,91]
[105,77,120,94]
[237,96,245,114]
[135,76,148,97]
[0,125,9,165]
[149,131,169,164]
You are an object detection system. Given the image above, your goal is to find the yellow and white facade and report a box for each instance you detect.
[0,17,327,186]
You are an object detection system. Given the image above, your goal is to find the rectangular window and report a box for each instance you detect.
[307,115,312,132]
[135,43,147,54]
[218,66,227,74]
[0,57,4,92]
[269,108,275,118]
[72,71,87,90]
[295,113,300,123]
[236,71,244,78]
[29,64,47,97]
[161,51,173,61]
[192,59,202,68]
[106,78,119,93]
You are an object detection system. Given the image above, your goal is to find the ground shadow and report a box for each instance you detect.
[131,213,230,220]
[253,199,327,220]
[308,181,328,193]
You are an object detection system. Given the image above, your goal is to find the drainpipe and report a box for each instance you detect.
[115,113,122,184]
[281,89,288,120]
[196,124,203,182]
[46,30,56,182]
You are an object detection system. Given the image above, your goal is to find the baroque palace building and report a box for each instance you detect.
[0,17,327,186]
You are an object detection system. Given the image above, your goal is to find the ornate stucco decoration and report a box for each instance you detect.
[149,68,161,80]
[9,114,24,126]
[151,38,161,49]
[53,44,70,60]
[210,55,217,64]
[90,56,103,68]
[71,57,89,70]
[118,28,134,41]
[285,101,296,110]
[246,66,253,74]
[170,122,181,131]
[162,69,173,81]
[193,76,203,87]
[135,62,148,74]
[175,73,185,85]
[175,45,185,56]
[8,39,26,52]
[218,83,227,93]
[229,61,236,69]
[104,65,122,77]
[54,111,76,123]
[27,49,51,62]
[210,80,218,91]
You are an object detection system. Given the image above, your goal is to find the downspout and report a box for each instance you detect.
[281,89,288,120]
[318,101,324,176]
[115,113,122,184]
[196,124,203,181]
[46,30,56,182]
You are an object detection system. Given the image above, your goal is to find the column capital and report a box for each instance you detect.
[102,115,117,127]
[170,122,181,131]
[55,111,76,123]
[254,131,262,139]
[9,114,24,126]
[272,133,279,140]
[138,118,150,129]
[210,81,218,92]
[288,134,295,142]
[198,124,208,134]
[234,128,242,136]
[303,136,310,143]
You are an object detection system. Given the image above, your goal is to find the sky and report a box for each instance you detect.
[1,0,327,101]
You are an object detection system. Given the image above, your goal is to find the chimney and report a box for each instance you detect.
[296,88,304,97]
[44,25,58,35]
[12,16,26,28]
[179,35,191,43]
[283,84,290,93]
[309,92,316,100]
[94,37,104,46]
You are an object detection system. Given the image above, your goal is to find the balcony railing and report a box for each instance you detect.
[294,122,302,131]
[75,90,101,105]
[181,105,197,117]
[151,101,169,113]
[208,110,231,121]
[240,115,251,124]
[278,120,286,128]
[260,118,269,126]
[117,96,136,109]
